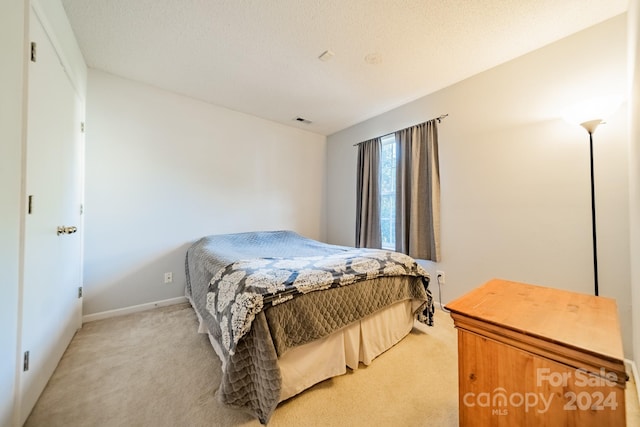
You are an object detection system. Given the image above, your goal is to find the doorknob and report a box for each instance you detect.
[57,225,78,235]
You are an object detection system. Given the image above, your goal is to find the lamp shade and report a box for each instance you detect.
[562,95,624,133]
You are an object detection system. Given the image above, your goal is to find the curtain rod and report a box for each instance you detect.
[353,114,448,147]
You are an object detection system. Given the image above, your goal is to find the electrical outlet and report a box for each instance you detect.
[164,272,173,283]
[436,270,445,285]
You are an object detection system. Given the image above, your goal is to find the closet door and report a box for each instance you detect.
[20,9,84,424]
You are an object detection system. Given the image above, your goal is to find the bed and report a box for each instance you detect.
[185,230,434,423]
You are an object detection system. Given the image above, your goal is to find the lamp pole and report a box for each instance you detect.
[588,130,599,297]
[581,119,602,297]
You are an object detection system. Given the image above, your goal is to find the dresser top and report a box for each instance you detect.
[445,279,624,362]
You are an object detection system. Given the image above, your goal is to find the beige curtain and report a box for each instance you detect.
[395,120,440,261]
[355,137,382,248]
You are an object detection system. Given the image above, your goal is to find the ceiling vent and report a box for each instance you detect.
[318,50,335,61]
[294,117,312,124]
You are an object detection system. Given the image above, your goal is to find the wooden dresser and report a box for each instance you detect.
[446,279,627,426]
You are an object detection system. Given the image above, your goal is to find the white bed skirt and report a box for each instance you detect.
[278,299,416,401]
[191,297,417,403]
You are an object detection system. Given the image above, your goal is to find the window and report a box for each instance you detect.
[379,134,396,250]
[356,119,440,261]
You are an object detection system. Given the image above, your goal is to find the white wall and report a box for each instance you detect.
[327,15,632,355]
[83,70,327,315]
[0,1,26,425]
[629,0,640,369]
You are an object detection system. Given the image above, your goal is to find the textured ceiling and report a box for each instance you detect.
[61,0,628,135]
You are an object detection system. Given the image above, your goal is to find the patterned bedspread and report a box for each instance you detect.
[185,231,433,424]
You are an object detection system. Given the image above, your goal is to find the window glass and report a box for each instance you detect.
[380,134,396,250]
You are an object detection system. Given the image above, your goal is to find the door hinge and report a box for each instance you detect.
[30,42,36,62]
[78,287,83,298]
[23,351,29,371]
[28,195,33,214]
[80,122,85,133]
[80,203,84,215]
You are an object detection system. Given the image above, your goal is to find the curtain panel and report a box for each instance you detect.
[355,137,382,248]
[395,120,441,261]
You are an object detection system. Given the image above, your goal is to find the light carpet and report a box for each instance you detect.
[24,303,639,426]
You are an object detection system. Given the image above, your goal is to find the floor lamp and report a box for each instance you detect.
[563,96,622,297]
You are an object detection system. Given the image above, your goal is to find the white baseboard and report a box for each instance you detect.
[82,296,188,323]
[625,358,640,406]
[433,300,450,312]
